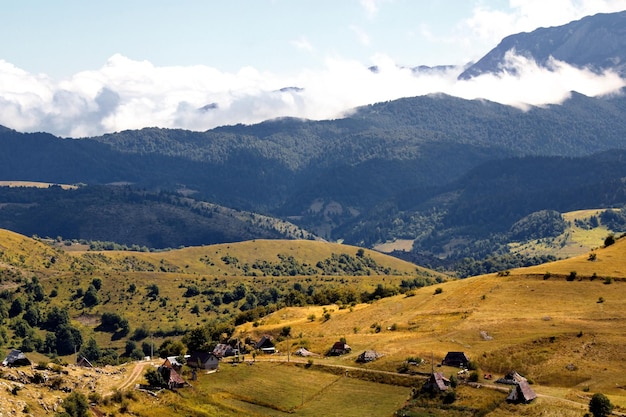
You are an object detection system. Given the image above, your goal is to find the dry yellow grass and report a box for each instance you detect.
[245,238,626,413]
[0,180,77,189]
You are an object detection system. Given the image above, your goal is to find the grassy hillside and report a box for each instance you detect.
[2,229,626,416]
[238,237,626,415]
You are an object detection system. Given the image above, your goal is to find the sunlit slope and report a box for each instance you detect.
[243,238,626,397]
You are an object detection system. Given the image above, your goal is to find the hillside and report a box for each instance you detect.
[2,233,626,415]
[0,185,319,248]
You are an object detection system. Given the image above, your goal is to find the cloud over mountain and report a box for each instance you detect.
[0,51,623,138]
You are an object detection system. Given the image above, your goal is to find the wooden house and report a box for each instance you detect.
[441,351,469,368]
[328,341,351,356]
[187,351,220,370]
[423,372,450,392]
[356,350,383,363]
[2,349,30,367]
[76,356,94,368]
[506,380,537,404]
[496,370,527,385]
[255,336,276,354]
[157,366,186,389]
[213,343,238,358]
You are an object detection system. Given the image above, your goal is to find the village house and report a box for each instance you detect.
[2,349,31,367]
[356,350,383,363]
[156,365,186,389]
[255,336,276,354]
[506,380,537,404]
[441,351,470,368]
[213,343,238,358]
[423,372,450,392]
[328,341,351,356]
[187,351,220,370]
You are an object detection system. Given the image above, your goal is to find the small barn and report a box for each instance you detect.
[255,336,276,354]
[506,380,537,404]
[328,341,351,356]
[442,352,469,368]
[2,349,31,367]
[423,372,450,392]
[213,343,238,358]
[294,348,317,357]
[157,366,186,389]
[163,356,185,372]
[356,350,383,363]
[187,351,220,370]
[496,370,527,385]
[76,356,94,368]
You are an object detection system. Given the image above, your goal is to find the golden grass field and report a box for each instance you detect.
[1,228,626,415]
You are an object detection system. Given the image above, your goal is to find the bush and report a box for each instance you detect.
[61,391,90,417]
[442,390,457,404]
[589,392,613,417]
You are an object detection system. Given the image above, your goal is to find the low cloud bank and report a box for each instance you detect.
[0,53,623,138]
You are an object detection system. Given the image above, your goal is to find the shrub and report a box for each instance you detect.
[61,391,90,417]
[434,287,443,295]
[589,392,613,417]
[442,390,457,404]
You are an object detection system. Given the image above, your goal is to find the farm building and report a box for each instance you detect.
[213,343,238,358]
[506,380,537,404]
[328,341,351,356]
[76,356,94,368]
[163,356,185,371]
[294,348,317,357]
[2,350,30,367]
[157,366,186,389]
[496,370,527,385]
[423,372,450,392]
[255,336,276,354]
[356,350,383,363]
[441,351,469,368]
[187,351,220,370]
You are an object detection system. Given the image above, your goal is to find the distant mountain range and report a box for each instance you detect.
[460,10,626,79]
[1,10,626,271]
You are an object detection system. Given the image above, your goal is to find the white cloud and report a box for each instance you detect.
[0,51,623,137]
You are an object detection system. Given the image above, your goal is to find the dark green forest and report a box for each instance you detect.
[2,90,626,273]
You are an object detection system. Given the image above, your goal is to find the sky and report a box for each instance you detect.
[1,0,626,137]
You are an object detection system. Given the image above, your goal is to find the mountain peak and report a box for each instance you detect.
[459,10,626,80]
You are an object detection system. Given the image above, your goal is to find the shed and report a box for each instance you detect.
[423,372,450,392]
[76,356,94,368]
[328,341,351,356]
[163,356,185,372]
[506,380,537,404]
[294,348,317,357]
[157,366,186,389]
[496,370,528,385]
[255,336,276,354]
[356,350,383,363]
[213,343,238,358]
[442,351,469,368]
[2,350,31,367]
[187,351,220,370]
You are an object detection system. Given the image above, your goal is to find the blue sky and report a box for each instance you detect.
[1,0,625,136]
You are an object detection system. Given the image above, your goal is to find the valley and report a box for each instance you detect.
[0,229,626,415]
